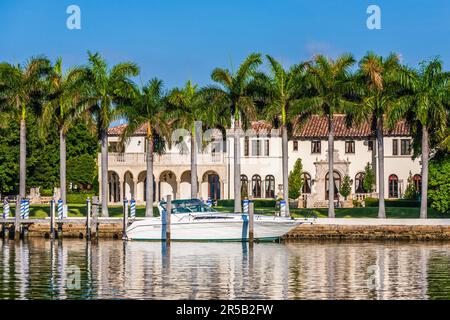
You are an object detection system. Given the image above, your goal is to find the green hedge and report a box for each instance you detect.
[364,197,420,208]
[216,199,277,208]
[67,193,95,204]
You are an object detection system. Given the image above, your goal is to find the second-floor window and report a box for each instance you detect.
[293,140,298,152]
[368,140,373,151]
[265,140,270,156]
[401,139,411,155]
[311,141,321,154]
[244,137,249,157]
[393,139,398,155]
[252,139,261,156]
[345,141,355,154]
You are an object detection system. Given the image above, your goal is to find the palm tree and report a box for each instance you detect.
[250,55,308,216]
[0,57,51,217]
[356,52,413,219]
[41,58,86,204]
[388,58,450,218]
[120,78,170,217]
[80,52,139,217]
[168,81,202,198]
[204,53,262,212]
[293,54,357,218]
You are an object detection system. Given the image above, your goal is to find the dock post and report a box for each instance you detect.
[50,199,55,240]
[14,196,21,240]
[86,197,91,241]
[92,196,99,240]
[249,199,254,244]
[166,195,172,244]
[2,199,10,239]
[57,199,63,235]
[122,198,128,240]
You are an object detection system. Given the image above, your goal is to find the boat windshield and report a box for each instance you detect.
[159,199,217,214]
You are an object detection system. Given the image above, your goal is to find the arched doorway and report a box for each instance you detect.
[241,175,249,199]
[301,173,312,194]
[137,171,156,202]
[160,171,177,200]
[265,175,275,198]
[202,171,220,200]
[252,175,262,198]
[108,171,120,203]
[325,171,341,200]
[180,171,196,199]
[355,172,366,193]
[389,174,399,198]
[123,171,134,200]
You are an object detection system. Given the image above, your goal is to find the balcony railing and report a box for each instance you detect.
[106,152,225,166]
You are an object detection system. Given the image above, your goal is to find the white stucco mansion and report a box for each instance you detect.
[99,115,422,208]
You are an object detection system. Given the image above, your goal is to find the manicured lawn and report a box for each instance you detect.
[214,206,446,219]
[5,204,159,219]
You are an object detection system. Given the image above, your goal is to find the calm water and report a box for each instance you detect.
[1,239,450,300]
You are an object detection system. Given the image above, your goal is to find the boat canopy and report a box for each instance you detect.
[159,199,217,214]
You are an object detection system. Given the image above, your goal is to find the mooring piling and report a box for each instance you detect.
[91,196,99,240]
[249,200,254,244]
[86,197,91,240]
[166,195,172,244]
[122,198,129,240]
[50,199,56,240]
[14,196,21,240]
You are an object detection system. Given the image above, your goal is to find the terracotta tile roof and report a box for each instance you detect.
[108,115,411,138]
[293,115,411,139]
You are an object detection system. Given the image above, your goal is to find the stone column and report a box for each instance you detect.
[155,179,160,202]
[118,179,123,203]
[176,180,181,200]
[132,179,137,200]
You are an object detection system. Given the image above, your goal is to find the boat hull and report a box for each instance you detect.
[126,216,301,242]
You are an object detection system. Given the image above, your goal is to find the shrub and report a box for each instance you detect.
[288,159,303,200]
[340,175,351,200]
[429,155,450,214]
[364,197,420,208]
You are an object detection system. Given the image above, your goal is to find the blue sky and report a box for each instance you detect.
[1,0,450,89]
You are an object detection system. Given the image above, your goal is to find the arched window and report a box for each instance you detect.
[413,174,422,194]
[389,174,399,198]
[241,175,249,199]
[301,173,312,194]
[265,175,275,198]
[355,172,367,193]
[325,171,341,200]
[252,175,262,198]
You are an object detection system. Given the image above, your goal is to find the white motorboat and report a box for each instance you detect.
[126,199,313,242]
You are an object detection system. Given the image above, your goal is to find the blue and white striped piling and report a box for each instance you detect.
[57,199,63,220]
[130,199,136,219]
[20,199,29,220]
[280,200,287,216]
[243,199,249,214]
[3,199,10,219]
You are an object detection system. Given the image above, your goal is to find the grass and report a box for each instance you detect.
[214,206,446,219]
[4,204,447,219]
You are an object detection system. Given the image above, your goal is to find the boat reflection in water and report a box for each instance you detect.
[1,239,450,299]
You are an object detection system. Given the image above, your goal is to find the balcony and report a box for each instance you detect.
[104,152,225,167]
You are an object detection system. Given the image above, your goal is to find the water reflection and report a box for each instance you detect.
[1,239,450,300]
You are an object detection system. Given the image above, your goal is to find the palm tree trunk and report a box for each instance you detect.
[190,123,198,198]
[281,125,290,216]
[420,126,429,219]
[59,128,67,204]
[234,124,242,213]
[327,116,335,218]
[100,129,109,217]
[145,137,154,217]
[376,117,386,219]
[17,118,26,232]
